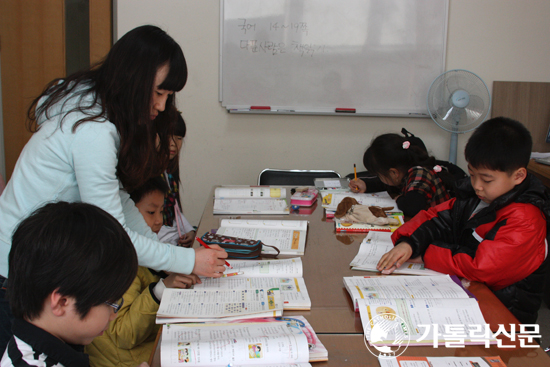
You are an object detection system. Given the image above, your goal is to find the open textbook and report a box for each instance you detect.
[217,219,308,256]
[156,288,283,324]
[344,275,473,312]
[320,191,397,211]
[379,356,507,367]
[213,186,289,214]
[161,321,315,367]
[359,297,496,347]
[212,316,328,363]
[195,258,311,310]
[350,231,443,276]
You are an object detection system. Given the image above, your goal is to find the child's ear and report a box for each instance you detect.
[49,288,72,317]
[512,167,527,184]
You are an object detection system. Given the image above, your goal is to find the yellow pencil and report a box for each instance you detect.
[354,164,357,181]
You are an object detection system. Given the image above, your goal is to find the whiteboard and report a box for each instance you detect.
[220,0,448,116]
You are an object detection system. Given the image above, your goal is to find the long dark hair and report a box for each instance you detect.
[27,25,187,192]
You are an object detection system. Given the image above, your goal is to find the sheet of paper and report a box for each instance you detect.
[161,322,309,366]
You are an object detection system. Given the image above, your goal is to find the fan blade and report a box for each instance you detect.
[464,94,488,123]
[442,106,454,121]
[444,74,461,93]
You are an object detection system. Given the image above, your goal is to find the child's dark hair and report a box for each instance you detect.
[175,111,187,138]
[8,202,138,320]
[363,133,435,179]
[465,117,532,173]
[167,110,186,181]
[129,176,169,204]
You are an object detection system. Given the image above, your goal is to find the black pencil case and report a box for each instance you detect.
[200,232,280,259]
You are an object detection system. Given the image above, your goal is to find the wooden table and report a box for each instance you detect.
[150,186,550,366]
[528,159,550,188]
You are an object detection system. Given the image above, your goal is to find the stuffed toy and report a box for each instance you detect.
[334,197,399,226]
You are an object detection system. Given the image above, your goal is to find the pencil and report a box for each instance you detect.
[195,236,233,269]
[354,163,357,181]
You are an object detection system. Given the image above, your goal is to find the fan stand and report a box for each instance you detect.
[449,127,458,164]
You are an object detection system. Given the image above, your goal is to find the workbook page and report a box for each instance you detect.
[221,258,303,277]
[157,288,282,320]
[196,276,310,310]
[344,275,470,311]
[359,298,495,346]
[217,221,307,255]
[350,232,443,276]
[161,322,309,366]
[215,186,287,198]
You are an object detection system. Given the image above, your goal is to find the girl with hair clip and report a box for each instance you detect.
[349,133,453,218]
[0,25,228,350]
[157,109,196,247]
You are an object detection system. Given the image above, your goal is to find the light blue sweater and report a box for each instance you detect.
[0,86,195,277]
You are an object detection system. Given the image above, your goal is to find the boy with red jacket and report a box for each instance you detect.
[378,117,549,324]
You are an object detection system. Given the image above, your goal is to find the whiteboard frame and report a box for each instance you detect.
[219,0,449,117]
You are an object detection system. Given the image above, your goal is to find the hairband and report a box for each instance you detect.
[402,141,410,149]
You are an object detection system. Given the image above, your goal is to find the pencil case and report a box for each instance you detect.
[200,232,280,259]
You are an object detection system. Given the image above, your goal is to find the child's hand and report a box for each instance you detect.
[164,273,200,289]
[376,242,413,274]
[349,178,366,193]
[178,230,196,247]
[193,245,228,278]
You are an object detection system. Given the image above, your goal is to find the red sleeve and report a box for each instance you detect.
[391,198,456,257]
[424,203,547,290]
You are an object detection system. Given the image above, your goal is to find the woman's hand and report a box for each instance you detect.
[178,230,195,247]
[349,178,367,193]
[192,245,228,278]
[164,273,201,288]
[376,242,413,274]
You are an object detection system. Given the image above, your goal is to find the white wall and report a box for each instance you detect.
[116,0,550,225]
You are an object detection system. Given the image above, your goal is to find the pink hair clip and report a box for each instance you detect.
[433,165,442,172]
[402,141,410,149]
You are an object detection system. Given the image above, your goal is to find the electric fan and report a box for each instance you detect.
[427,69,491,164]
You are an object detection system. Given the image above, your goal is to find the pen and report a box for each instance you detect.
[195,236,233,269]
[354,163,357,181]
[221,271,244,277]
